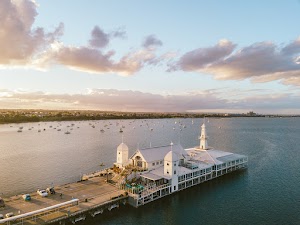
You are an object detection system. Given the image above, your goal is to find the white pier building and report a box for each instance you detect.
[115,122,248,207]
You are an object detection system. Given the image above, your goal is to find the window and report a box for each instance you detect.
[156,162,159,165]
[152,163,155,166]
[174,163,176,166]
[118,152,120,154]
[167,163,169,166]
[160,161,163,164]
[174,170,176,175]
[174,186,176,191]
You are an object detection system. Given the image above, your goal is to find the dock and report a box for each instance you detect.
[0,176,127,224]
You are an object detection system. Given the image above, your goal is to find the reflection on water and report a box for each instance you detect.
[1,118,300,225]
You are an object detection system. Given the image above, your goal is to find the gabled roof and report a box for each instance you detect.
[132,144,185,162]
[185,148,243,165]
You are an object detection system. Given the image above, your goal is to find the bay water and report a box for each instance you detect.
[0,118,299,224]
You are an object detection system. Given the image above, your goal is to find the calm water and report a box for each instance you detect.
[0,118,300,225]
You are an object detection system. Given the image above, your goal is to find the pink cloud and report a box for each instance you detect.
[171,38,300,86]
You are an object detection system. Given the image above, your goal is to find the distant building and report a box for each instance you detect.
[114,122,248,207]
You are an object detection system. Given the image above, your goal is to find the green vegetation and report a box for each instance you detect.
[0,109,297,124]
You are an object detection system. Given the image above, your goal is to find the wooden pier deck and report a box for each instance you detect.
[0,176,126,224]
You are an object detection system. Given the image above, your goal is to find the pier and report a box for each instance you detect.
[0,176,127,224]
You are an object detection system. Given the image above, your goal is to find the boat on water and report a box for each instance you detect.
[65,131,71,134]
[119,128,123,133]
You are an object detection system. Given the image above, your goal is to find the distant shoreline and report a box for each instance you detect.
[0,109,298,124]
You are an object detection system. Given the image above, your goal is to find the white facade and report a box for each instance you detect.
[114,142,129,168]
[116,122,248,207]
[199,123,208,150]
[163,146,179,192]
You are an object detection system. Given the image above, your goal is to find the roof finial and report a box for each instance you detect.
[170,141,173,151]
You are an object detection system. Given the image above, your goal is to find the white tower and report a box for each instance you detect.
[199,123,208,150]
[164,143,179,192]
[115,139,129,168]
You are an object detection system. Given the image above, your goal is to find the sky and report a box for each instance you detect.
[1,0,300,114]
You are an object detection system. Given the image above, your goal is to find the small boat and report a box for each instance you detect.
[38,129,41,132]
[17,129,22,132]
[65,131,71,134]
[119,128,123,133]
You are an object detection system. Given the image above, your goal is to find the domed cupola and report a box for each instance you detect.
[115,141,129,168]
[164,143,179,177]
[164,142,179,193]
[117,142,129,152]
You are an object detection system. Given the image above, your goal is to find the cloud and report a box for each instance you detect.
[171,38,300,86]
[1,88,300,114]
[41,44,159,75]
[142,35,163,48]
[40,30,162,75]
[0,0,63,66]
[89,26,110,48]
[169,39,236,71]
[88,26,126,48]
[0,0,161,75]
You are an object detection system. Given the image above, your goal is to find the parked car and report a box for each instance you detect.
[0,214,4,219]
[37,189,48,197]
[46,187,55,194]
[22,194,31,201]
[5,212,14,218]
[0,197,4,207]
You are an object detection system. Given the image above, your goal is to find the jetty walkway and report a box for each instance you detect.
[0,176,126,224]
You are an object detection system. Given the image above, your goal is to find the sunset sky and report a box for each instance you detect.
[1,0,300,114]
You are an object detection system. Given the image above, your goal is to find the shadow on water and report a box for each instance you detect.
[60,170,249,225]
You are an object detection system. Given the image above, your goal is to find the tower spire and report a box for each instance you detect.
[199,120,208,150]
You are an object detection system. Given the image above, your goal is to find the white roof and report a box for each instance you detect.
[185,148,246,165]
[164,150,179,162]
[136,144,185,162]
[117,142,128,152]
[141,166,170,180]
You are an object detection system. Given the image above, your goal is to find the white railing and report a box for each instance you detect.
[0,199,79,223]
